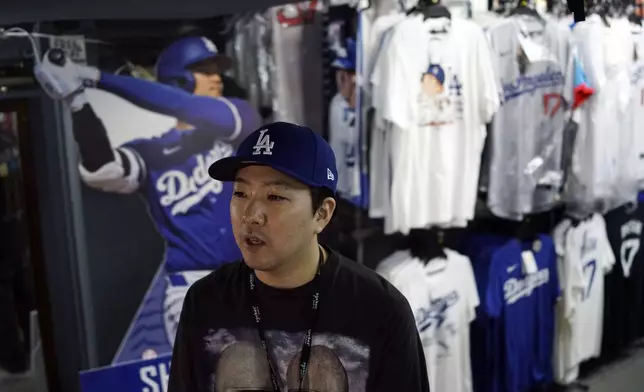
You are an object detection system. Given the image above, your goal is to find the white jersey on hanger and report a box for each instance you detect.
[627,22,644,191]
[552,214,615,383]
[486,15,576,220]
[371,15,499,234]
[566,16,634,214]
[376,249,480,392]
[329,93,361,198]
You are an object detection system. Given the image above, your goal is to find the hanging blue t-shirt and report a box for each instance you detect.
[484,234,560,392]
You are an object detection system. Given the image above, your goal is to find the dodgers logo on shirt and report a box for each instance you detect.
[503,268,550,305]
[156,141,234,216]
[415,291,459,357]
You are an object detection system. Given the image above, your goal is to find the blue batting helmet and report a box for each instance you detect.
[155,36,232,92]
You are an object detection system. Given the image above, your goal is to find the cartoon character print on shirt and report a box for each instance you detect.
[418,63,463,128]
[204,328,370,392]
[414,291,459,358]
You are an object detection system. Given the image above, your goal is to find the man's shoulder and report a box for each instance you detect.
[332,251,412,313]
[188,260,245,298]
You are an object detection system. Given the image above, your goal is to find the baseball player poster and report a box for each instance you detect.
[34,34,263,388]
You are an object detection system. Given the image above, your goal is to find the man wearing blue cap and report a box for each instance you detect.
[169,122,430,392]
[329,38,361,201]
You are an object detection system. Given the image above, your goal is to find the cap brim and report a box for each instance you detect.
[212,55,233,72]
[331,59,355,70]
[208,156,250,182]
[208,157,329,191]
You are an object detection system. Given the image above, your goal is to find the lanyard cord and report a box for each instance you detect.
[248,248,323,392]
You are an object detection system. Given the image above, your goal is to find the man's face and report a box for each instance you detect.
[230,165,326,272]
[335,69,356,106]
[190,58,224,98]
[193,72,223,98]
[421,74,443,96]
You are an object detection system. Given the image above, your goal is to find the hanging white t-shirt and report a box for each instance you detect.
[329,93,360,198]
[376,249,479,392]
[566,16,633,214]
[552,214,615,383]
[486,15,576,220]
[371,15,499,234]
[626,22,644,192]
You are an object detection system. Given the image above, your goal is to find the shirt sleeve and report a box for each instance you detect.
[168,285,199,392]
[485,255,504,318]
[463,255,481,323]
[370,26,413,131]
[597,215,616,273]
[476,26,501,124]
[369,293,430,392]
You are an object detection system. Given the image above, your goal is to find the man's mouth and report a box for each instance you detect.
[244,234,266,248]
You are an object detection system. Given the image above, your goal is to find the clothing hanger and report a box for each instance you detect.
[408,0,452,20]
[408,228,447,265]
[516,216,538,241]
[508,0,546,24]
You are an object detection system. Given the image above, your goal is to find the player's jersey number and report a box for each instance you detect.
[543,93,563,118]
[581,259,597,301]
[621,238,640,278]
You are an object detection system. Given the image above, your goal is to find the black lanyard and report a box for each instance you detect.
[248,248,323,392]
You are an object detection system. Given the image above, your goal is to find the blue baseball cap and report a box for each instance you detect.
[426,64,445,85]
[208,122,338,193]
[331,38,357,71]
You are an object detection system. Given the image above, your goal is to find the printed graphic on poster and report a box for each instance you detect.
[34,33,262,365]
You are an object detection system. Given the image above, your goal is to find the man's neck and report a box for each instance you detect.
[255,242,325,289]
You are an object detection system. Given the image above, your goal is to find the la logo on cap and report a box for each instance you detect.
[252,129,274,156]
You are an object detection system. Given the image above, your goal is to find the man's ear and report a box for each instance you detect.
[314,197,337,234]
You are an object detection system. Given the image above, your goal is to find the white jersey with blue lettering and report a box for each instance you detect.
[371,15,499,234]
[486,15,575,220]
[553,214,615,383]
[376,249,479,392]
[329,93,360,197]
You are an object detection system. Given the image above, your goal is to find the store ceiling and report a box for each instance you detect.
[0,0,292,25]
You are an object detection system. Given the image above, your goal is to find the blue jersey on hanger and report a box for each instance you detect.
[485,234,560,392]
[465,233,559,392]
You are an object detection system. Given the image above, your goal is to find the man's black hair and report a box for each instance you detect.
[310,186,335,215]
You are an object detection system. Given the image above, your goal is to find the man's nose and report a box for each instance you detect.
[243,199,266,226]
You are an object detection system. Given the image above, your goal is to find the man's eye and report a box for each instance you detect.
[232,191,246,198]
[268,194,286,201]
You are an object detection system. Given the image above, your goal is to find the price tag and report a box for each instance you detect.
[49,35,87,65]
[521,250,539,275]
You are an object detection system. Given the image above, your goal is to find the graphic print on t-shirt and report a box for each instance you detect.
[415,290,459,358]
[203,327,370,391]
[620,219,642,278]
[418,63,462,127]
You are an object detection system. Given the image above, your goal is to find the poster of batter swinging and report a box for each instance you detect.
[34,36,262,363]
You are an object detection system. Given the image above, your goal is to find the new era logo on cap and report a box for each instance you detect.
[327,168,335,181]
[208,122,339,193]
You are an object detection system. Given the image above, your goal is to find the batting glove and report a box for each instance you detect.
[33,49,99,111]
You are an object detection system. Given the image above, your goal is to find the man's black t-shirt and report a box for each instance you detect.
[602,203,644,358]
[168,247,430,392]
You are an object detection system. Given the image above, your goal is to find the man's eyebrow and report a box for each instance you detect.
[234,177,298,188]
